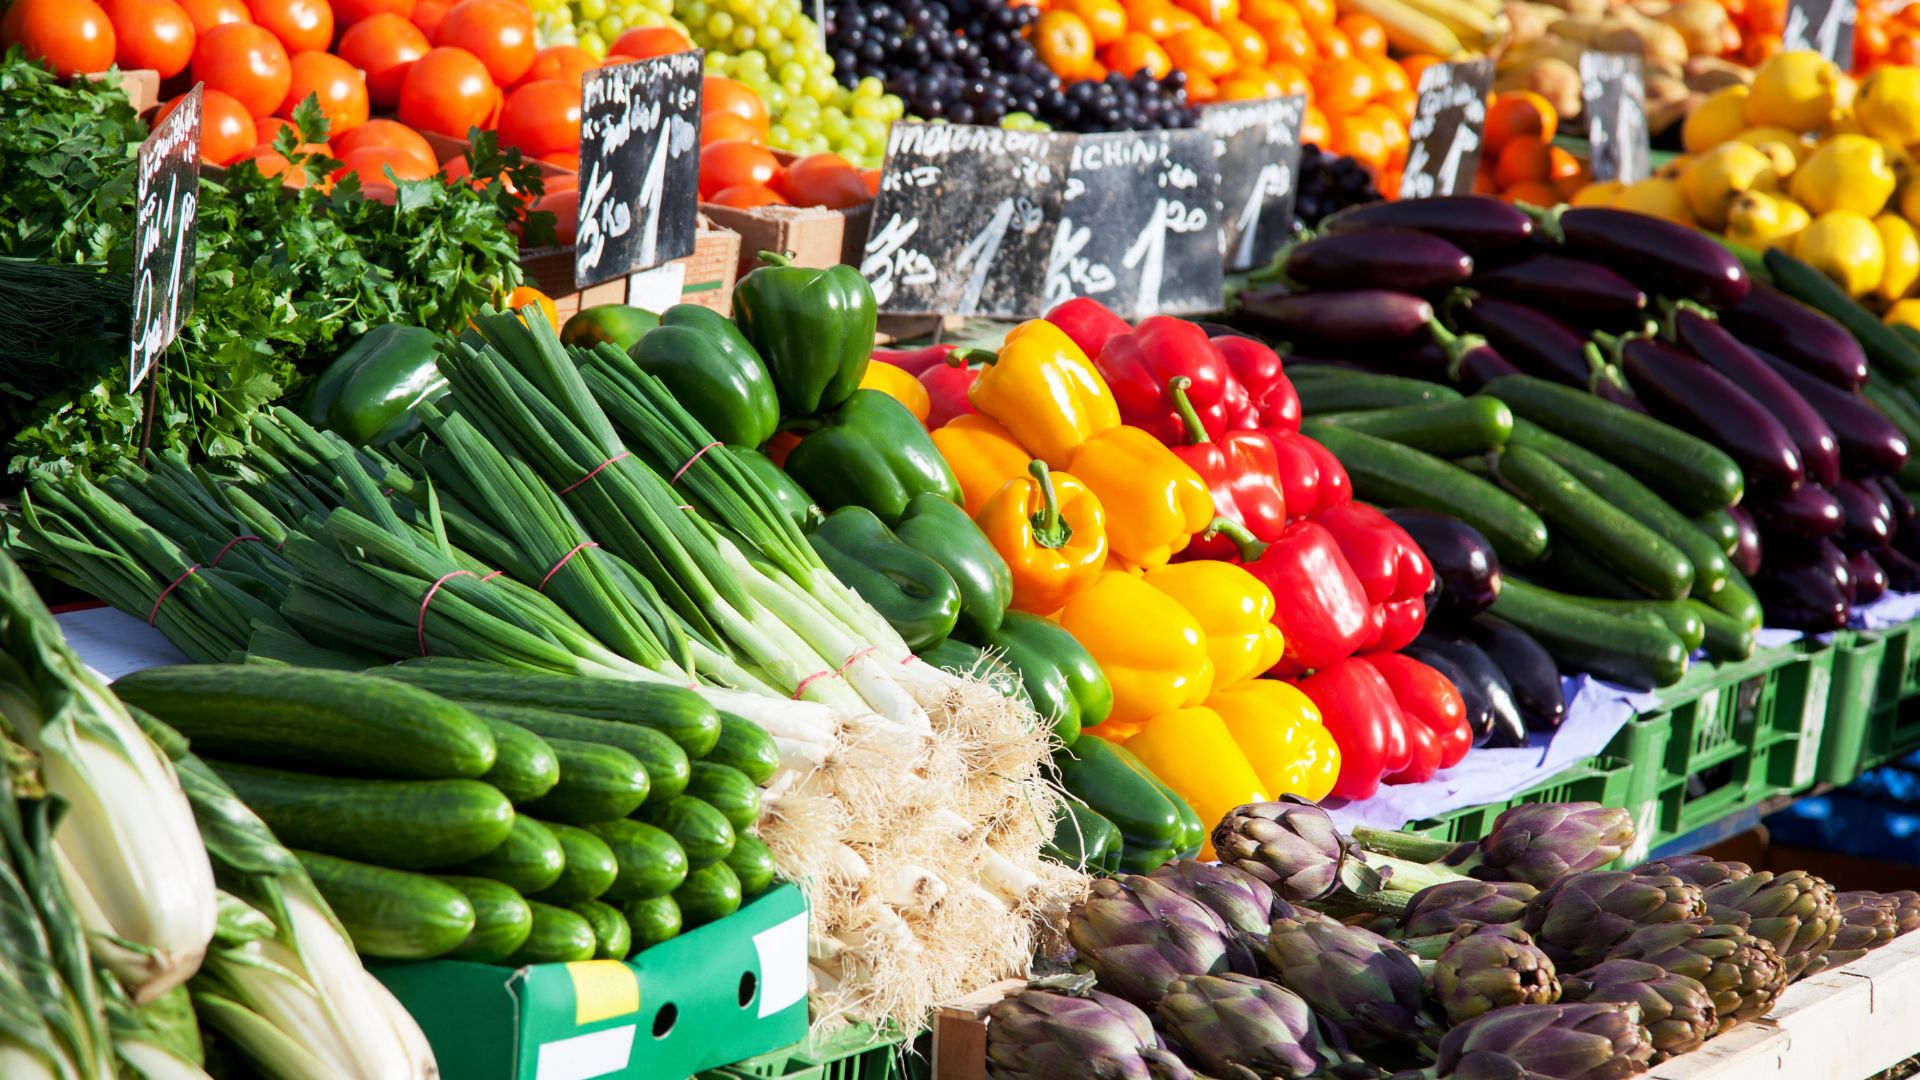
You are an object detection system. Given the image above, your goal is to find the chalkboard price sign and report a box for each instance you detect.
[1580,51,1650,184]
[860,122,1070,318]
[1201,95,1306,272]
[130,84,203,392]
[1783,0,1855,66]
[1398,59,1493,200]
[1048,127,1223,318]
[576,51,703,288]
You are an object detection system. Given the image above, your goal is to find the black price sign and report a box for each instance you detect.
[576,51,703,288]
[859,122,1070,318]
[1047,128,1223,318]
[1399,59,1493,200]
[1581,51,1650,184]
[1783,0,1856,66]
[1201,95,1306,272]
[130,84,203,391]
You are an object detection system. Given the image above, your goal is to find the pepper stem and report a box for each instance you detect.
[1027,460,1075,550]
[1168,376,1210,445]
[756,250,796,268]
[949,347,998,367]
[1202,516,1265,561]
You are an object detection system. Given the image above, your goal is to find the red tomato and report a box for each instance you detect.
[336,144,436,185]
[178,0,249,31]
[103,0,196,77]
[701,111,763,146]
[514,44,594,89]
[496,78,580,159]
[861,168,880,195]
[2,0,117,76]
[607,25,690,59]
[532,187,577,245]
[336,11,425,110]
[701,76,768,135]
[408,0,446,36]
[698,139,777,200]
[162,87,253,163]
[191,21,291,116]
[333,118,437,173]
[247,0,330,53]
[397,45,496,137]
[434,0,531,85]
[281,51,367,134]
[334,0,411,23]
[774,151,869,210]
[541,151,578,170]
[709,182,791,209]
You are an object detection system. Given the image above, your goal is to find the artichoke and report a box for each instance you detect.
[986,983,1194,1079]
[1803,891,1900,977]
[1885,890,1920,937]
[1607,919,1786,1030]
[1215,797,1383,902]
[1263,912,1439,1053]
[1441,803,1636,888]
[1402,880,1540,939]
[1630,855,1753,890]
[1155,973,1337,1079]
[1522,871,1707,968]
[1699,870,1839,982]
[1433,1002,1654,1080]
[1561,959,1717,1062]
[1148,859,1287,936]
[1067,876,1261,1007]
[1430,924,1561,1025]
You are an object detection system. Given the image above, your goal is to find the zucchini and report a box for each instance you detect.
[725,832,776,897]
[115,666,496,779]
[1768,247,1920,382]
[571,900,632,960]
[379,660,720,757]
[530,822,619,905]
[635,796,736,871]
[708,714,779,786]
[448,815,566,895]
[1706,566,1765,630]
[673,862,742,929]
[466,703,688,807]
[1482,375,1743,514]
[622,896,681,950]
[1311,397,1513,456]
[475,717,561,805]
[1692,509,1742,559]
[297,851,473,960]
[1542,541,1643,601]
[209,762,513,869]
[1293,369,1463,412]
[437,876,534,963]
[1303,423,1550,565]
[1492,445,1695,600]
[1490,580,1690,689]
[522,738,651,825]
[1541,595,1706,653]
[505,902,597,965]
[589,819,689,901]
[1686,599,1757,662]
[686,762,761,833]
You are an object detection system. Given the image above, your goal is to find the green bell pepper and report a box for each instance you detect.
[1053,737,1182,873]
[978,611,1110,745]
[734,448,821,533]
[783,390,962,525]
[806,507,961,651]
[304,324,447,446]
[625,304,779,447]
[731,251,874,416]
[892,493,1013,641]
[918,638,1028,704]
[1044,803,1122,877]
[1111,742,1205,860]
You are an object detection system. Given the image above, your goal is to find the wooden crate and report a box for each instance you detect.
[519,218,742,321]
[700,201,874,279]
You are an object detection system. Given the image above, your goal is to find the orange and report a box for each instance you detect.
[1256,17,1317,66]
[1365,51,1408,95]
[1399,53,1441,90]
[1333,109,1389,173]
[1105,31,1172,76]
[1163,7,1201,34]
[1302,102,1329,145]
[3,0,117,77]
[1034,10,1096,75]
[1127,0,1180,39]
[1483,90,1555,157]
[506,285,558,332]
[1266,60,1309,97]
[1360,101,1406,169]
[1294,0,1334,28]
[1216,17,1267,65]
[1546,145,1581,184]
[1309,22,1350,58]
[1742,33,1781,64]
[1385,87,1416,121]
[1240,0,1294,22]
[1493,138,1553,188]
[1174,0,1237,21]
[1185,69,1218,101]
[1166,25,1234,76]
[1337,11,1385,54]
[1219,69,1281,99]
[1500,180,1562,207]
[1060,0,1127,46]
[1311,56,1376,114]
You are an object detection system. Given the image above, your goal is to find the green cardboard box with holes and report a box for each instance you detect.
[373,884,810,1080]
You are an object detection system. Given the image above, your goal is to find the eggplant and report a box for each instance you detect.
[1231,286,1434,349]
[1319,196,1536,257]
[1753,348,1910,476]
[1724,285,1870,389]
[1400,646,1496,748]
[1469,255,1648,329]
[1873,475,1917,527]
[1410,631,1527,749]
[1616,335,1804,493]
[1283,229,1474,293]
[1747,483,1844,540]
[1670,308,1841,488]
[1380,508,1502,623]
[1452,295,1599,387]
[1850,549,1889,605]
[1426,321,1522,389]
[1549,207,1750,310]
[1880,545,1920,590]
[1463,614,1566,733]
[1727,504,1763,577]
[1833,477,1895,552]
[1753,547,1851,632]
[1194,321,1253,340]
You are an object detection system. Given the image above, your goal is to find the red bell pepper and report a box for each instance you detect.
[1313,503,1433,655]
[1210,518,1372,675]
[1388,712,1442,784]
[921,358,980,428]
[1373,598,1428,655]
[1094,317,1241,444]
[871,343,957,376]
[1299,435,1351,513]
[1266,430,1352,522]
[1045,297,1132,360]
[1168,377,1288,562]
[1292,658,1409,801]
[1214,334,1300,432]
[1363,653,1471,770]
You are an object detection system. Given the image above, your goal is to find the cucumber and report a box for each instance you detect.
[530,822,619,905]
[1108,743,1204,858]
[1544,595,1707,653]
[1312,397,1513,456]
[635,796,735,871]
[1686,599,1757,662]
[708,715,779,786]
[1482,375,1743,514]
[1491,580,1690,689]
[686,762,762,832]
[1304,423,1550,565]
[209,762,514,869]
[571,900,632,960]
[673,862,742,929]
[114,666,496,779]
[919,639,1028,704]
[1293,370,1463,412]
[448,815,566,895]
[521,738,651,825]
[622,896,681,950]
[475,717,561,805]
[1492,445,1695,600]
[505,902,597,965]
[1542,541,1643,601]
[297,851,474,960]
[725,832,776,897]
[379,661,720,757]
[466,703,688,807]
[1767,247,1920,382]
[589,820,689,901]
[1692,509,1742,559]
[1706,566,1765,631]
[1860,381,1920,487]
[437,876,534,963]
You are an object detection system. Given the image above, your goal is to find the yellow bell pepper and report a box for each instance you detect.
[1066,426,1214,568]
[1143,562,1285,689]
[1060,572,1213,726]
[858,360,931,423]
[966,319,1120,470]
[1124,706,1269,860]
[933,414,1033,515]
[1209,681,1342,803]
[977,461,1109,616]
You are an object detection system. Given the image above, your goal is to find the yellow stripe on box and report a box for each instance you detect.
[566,960,640,1026]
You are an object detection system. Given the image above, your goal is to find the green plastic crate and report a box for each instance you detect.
[1405,755,1640,850]
[707,1023,909,1080]
[1818,629,1889,786]
[1873,618,1920,704]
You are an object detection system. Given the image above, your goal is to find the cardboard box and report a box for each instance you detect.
[374,884,809,1080]
[519,218,741,321]
[928,979,1025,1080]
[699,201,874,280]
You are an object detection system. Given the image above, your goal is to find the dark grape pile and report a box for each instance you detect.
[1292,145,1381,233]
[824,0,1195,132]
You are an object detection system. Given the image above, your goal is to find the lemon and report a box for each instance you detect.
[1681,142,1779,230]
[1902,179,1920,226]
[1860,65,1920,145]
[1876,214,1920,303]
[1685,86,1751,153]
[1746,51,1841,133]
[1886,298,1920,331]
[1571,180,1625,207]
[1614,177,1696,224]
[1726,190,1812,251]
[1796,210,1886,297]
[1791,134,1897,216]
[1734,125,1812,176]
